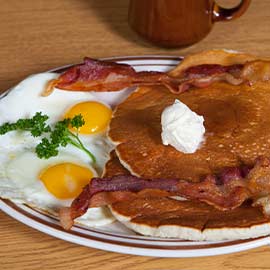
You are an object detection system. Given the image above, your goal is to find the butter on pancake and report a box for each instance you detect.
[109,51,270,181]
[161,99,205,154]
[104,151,270,241]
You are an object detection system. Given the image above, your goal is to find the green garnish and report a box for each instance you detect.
[0,112,96,163]
[0,112,51,137]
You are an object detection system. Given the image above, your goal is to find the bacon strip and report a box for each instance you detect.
[59,157,270,230]
[178,60,270,92]
[43,57,180,96]
[44,58,270,96]
[177,64,244,92]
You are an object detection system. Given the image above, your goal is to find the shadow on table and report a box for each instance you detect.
[83,0,150,47]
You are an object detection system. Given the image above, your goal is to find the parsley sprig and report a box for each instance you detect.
[0,112,96,163]
[0,112,51,137]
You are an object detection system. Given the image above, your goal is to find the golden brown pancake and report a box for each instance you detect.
[109,70,270,181]
[104,151,270,240]
[106,51,270,240]
[102,150,130,177]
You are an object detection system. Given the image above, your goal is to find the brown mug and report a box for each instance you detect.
[128,0,251,48]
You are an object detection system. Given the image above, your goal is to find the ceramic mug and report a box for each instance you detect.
[128,0,251,47]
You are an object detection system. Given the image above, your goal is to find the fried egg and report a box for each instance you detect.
[0,72,130,227]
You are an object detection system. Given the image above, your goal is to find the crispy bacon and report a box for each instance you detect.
[43,57,180,96]
[177,60,270,92]
[60,157,270,230]
[177,64,244,92]
[183,64,243,79]
[43,58,270,96]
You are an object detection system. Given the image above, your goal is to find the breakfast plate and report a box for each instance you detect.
[1,56,270,257]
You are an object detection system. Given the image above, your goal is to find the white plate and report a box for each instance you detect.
[1,56,270,257]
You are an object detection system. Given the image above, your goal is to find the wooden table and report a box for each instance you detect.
[1,0,270,269]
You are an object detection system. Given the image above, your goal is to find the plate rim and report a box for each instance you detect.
[1,199,270,258]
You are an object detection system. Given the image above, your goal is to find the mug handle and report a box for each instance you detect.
[213,0,251,22]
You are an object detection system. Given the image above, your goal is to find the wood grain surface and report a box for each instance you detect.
[1,0,270,269]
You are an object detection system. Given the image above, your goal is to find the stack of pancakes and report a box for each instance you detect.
[102,50,270,241]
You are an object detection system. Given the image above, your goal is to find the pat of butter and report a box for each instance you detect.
[161,99,205,153]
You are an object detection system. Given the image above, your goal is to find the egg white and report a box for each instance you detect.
[0,72,119,227]
[0,73,95,125]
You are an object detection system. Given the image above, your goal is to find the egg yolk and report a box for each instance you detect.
[64,101,112,134]
[39,163,93,199]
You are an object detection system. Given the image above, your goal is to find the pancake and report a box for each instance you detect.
[109,52,270,181]
[104,151,270,240]
[106,50,270,240]
[102,150,130,177]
